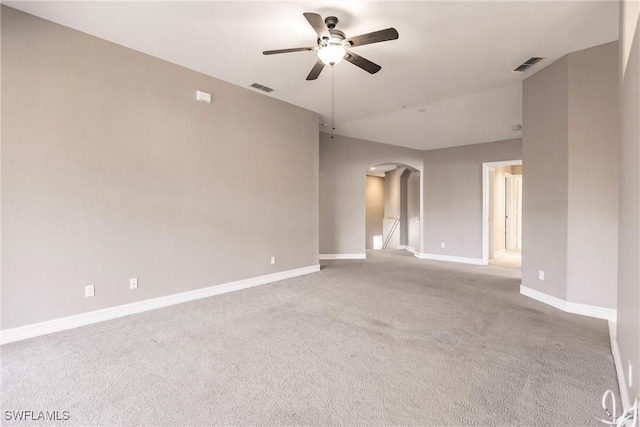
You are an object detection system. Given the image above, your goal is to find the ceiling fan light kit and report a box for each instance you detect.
[262,12,398,139]
[317,44,346,66]
[262,13,398,80]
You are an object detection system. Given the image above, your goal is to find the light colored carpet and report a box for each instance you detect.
[1,250,618,426]
[489,250,522,269]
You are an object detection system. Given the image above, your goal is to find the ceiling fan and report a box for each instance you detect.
[263,13,399,80]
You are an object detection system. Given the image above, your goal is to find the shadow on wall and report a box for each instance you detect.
[366,163,420,253]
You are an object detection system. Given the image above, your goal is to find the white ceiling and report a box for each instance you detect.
[5,1,619,150]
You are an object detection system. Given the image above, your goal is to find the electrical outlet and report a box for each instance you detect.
[130,277,138,290]
[538,270,545,281]
[270,256,276,265]
[440,242,446,249]
[85,285,95,297]
[629,361,633,387]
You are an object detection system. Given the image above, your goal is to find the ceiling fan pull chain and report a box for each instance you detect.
[331,65,336,139]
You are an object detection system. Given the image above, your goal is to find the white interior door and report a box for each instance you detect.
[488,168,495,257]
[516,175,522,250]
[505,175,517,250]
[505,174,522,251]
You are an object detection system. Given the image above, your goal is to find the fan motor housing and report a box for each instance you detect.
[319,29,346,47]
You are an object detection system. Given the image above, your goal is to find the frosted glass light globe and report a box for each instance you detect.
[317,45,346,66]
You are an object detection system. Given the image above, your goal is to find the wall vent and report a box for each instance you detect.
[249,82,274,93]
[512,57,544,73]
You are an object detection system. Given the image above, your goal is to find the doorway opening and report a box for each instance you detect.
[482,160,522,268]
[366,164,420,254]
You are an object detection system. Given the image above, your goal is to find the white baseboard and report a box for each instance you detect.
[493,248,506,258]
[414,252,486,265]
[520,285,617,321]
[0,264,320,346]
[522,287,625,406]
[609,320,630,410]
[609,319,617,342]
[319,253,366,260]
[402,246,417,254]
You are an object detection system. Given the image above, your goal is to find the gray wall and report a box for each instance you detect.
[1,7,319,329]
[566,42,619,308]
[522,42,619,310]
[407,171,420,251]
[421,139,522,259]
[384,167,405,250]
[0,5,4,325]
[319,133,422,255]
[365,176,384,250]
[383,167,418,250]
[399,169,409,246]
[617,1,640,403]
[522,56,570,300]
[384,168,402,220]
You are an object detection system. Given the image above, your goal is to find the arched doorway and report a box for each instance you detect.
[366,163,420,253]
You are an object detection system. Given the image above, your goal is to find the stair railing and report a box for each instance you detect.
[383,217,400,249]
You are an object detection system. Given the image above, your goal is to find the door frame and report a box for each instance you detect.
[505,174,523,251]
[482,160,522,265]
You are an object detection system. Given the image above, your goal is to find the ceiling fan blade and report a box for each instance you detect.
[345,28,399,47]
[306,59,325,80]
[303,12,330,40]
[263,47,316,55]
[345,50,382,74]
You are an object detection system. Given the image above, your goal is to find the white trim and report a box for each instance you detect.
[482,159,523,265]
[609,320,630,410]
[319,253,366,260]
[0,264,320,345]
[419,168,425,256]
[520,285,617,321]
[483,160,524,167]
[609,319,617,342]
[414,252,486,265]
[493,248,506,258]
[399,245,417,254]
[522,287,625,405]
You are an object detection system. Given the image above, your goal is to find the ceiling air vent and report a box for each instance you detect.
[249,82,274,93]
[512,57,544,73]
